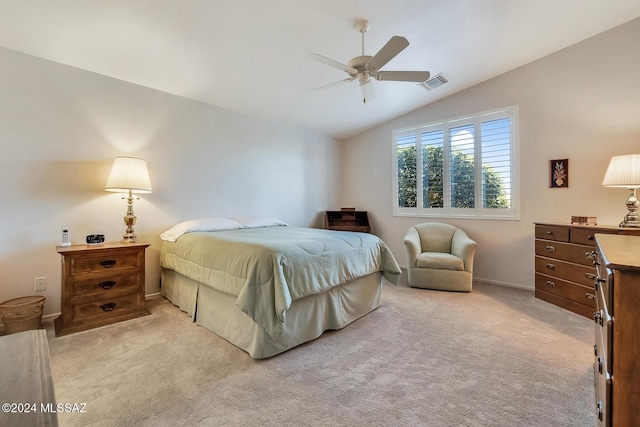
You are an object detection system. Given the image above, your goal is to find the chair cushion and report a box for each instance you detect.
[416,252,464,271]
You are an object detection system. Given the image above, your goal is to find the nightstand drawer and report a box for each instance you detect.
[70,251,141,276]
[71,293,144,323]
[71,274,140,298]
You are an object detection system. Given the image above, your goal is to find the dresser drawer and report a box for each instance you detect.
[570,228,600,246]
[535,256,596,287]
[71,293,144,323]
[69,251,141,276]
[594,339,612,427]
[535,240,594,266]
[535,273,596,309]
[595,284,613,374]
[535,225,569,242]
[595,258,614,314]
[71,274,140,298]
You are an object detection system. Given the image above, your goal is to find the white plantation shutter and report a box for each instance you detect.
[449,123,475,208]
[481,117,512,208]
[396,133,417,208]
[393,106,519,219]
[421,129,443,208]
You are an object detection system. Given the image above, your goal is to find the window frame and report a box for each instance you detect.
[392,105,520,220]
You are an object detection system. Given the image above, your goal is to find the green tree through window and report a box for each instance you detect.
[394,106,517,218]
[397,145,508,209]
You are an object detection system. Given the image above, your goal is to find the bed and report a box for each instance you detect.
[159,218,401,358]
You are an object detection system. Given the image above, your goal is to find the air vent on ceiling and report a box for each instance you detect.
[419,73,448,91]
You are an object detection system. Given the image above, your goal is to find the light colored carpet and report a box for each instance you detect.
[46,277,595,427]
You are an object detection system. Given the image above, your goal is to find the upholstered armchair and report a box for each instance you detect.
[404,222,477,292]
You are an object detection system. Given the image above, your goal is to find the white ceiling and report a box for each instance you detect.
[1,0,639,140]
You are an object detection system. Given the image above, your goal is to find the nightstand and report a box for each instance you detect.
[54,242,150,336]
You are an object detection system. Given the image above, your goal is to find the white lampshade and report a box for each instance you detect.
[105,157,152,193]
[602,154,640,188]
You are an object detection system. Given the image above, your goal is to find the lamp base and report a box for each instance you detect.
[121,235,139,244]
[619,216,640,227]
[120,189,140,243]
[619,188,640,228]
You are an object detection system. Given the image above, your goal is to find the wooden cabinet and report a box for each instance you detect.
[533,223,640,318]
[324,210,371,233]
[593,234,640,426]
[0,330,57,426]
[55,242,149,336]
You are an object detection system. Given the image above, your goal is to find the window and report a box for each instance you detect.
[393,106,519,219]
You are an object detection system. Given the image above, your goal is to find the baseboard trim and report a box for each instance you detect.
[400,265,532,291]
[474,277,533,291]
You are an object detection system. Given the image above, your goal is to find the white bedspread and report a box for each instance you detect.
[160,227,401,339]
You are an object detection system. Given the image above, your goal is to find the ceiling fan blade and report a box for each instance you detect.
[360,81,376,104]
[310,54,356,73]
[375,70,431,82]
[310,77,356,91]
[366,36,409,72]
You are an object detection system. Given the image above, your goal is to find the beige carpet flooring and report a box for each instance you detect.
[45,276,596,427]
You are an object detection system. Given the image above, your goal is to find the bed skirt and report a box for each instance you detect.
[160,269,383,359]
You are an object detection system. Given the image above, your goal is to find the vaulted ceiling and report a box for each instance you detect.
[1,0,639,139]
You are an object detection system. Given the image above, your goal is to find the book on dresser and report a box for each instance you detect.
[533,222,640,318]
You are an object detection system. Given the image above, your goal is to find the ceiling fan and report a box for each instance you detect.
[311,19,430,103]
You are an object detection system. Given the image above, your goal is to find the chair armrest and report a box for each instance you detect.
[451,230,477,273]
[403,227,421,268]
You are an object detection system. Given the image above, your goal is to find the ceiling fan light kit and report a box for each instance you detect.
[312,19,431,103]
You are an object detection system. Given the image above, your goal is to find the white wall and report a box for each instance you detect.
[0,48,341,316]
[341,18,640,289]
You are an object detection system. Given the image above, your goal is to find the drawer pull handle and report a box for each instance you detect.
[587,234,594,241]
[98,281,116,290]
[100,260,116,268]
[545,263,555,270]
[597,357,603,374]
[593,343,598,357]
[585,293,595,300]
[596,401,603,422]
[585,251,597,260]
[594,311,602,325]
[585,273,596,280]
[546,281,555,288]
[100,303,116,312]
[545,231,552,235]
[545,245,555,253]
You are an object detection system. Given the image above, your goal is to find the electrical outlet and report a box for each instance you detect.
[34,277,46,291]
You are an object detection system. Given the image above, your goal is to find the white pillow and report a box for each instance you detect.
[234,216,289,229]
[160,218,242,242]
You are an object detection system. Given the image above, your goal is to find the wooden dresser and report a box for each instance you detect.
[55,242,149,336]
[593,234,640,426]
[533,223,640,318]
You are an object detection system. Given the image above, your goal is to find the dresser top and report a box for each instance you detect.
[595,234,640,272]
[534,222,638,232]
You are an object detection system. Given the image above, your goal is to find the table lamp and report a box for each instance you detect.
[105,157,152,243]
[602,153,640,228]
